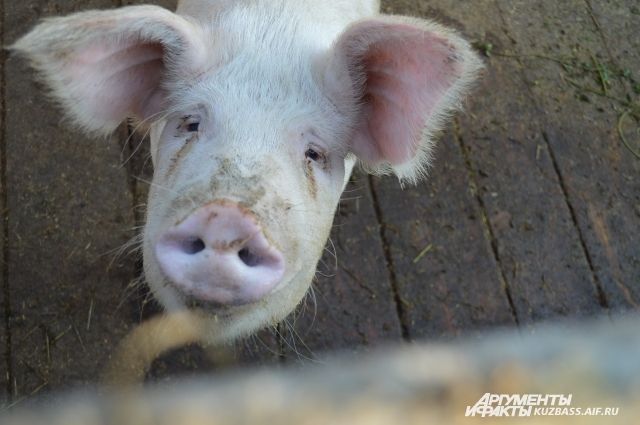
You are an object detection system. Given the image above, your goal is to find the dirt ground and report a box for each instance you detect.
[1,0,638,406]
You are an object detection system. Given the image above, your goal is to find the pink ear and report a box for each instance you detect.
[326,17,483,181]
[12,6,208,134]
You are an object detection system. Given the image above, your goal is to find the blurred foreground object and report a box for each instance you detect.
[3,315,639,425]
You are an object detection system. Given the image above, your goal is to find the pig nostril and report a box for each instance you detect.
[238,247,261,267]
[183,237,206,255]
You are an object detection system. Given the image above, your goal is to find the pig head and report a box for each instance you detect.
[12,0,482,344]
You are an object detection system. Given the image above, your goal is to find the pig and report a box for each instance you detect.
[12,0,482,345]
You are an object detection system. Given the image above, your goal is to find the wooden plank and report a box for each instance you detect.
[122,0,176,8]
[587,0,640,73]
[420,0,605,324]
[494,0,640,310]
[7,316,640,425]
[583,0,640,310]
[370,1,516,339]
[4,0,136,402]
[371,132,516,338]
[283,173,403,360]
[0,0,7,406]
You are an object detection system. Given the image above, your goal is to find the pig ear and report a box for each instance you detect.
[10,5,208,135]
[324,17,483,182]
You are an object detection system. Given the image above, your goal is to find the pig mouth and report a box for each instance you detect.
[182,292,252,311]
[158,255,303,314]
[145,253,316,344]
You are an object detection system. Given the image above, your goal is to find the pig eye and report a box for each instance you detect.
[305,147,325,163]
[186,122,199,132]
[178,115,201,133]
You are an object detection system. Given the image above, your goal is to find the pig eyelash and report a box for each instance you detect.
[175,115,190,130]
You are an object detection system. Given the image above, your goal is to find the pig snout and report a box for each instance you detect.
[154,201,285,305]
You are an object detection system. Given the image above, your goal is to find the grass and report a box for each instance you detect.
[618,111,640,160]
[413,244,433,264]
[485,45,640,160]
